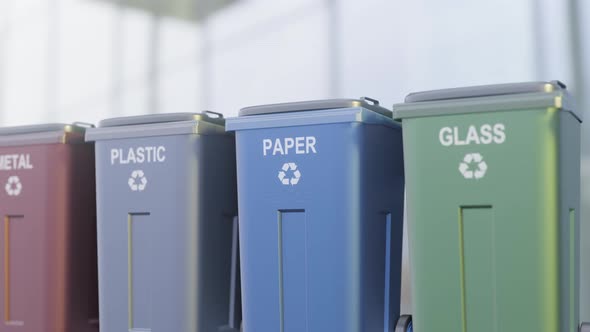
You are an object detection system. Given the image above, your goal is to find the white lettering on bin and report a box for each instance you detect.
[111,146,166,165]
[439,124,505,147]
[263,137,317,156]
[0,154,33,171]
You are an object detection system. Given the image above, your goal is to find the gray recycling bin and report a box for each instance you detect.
[86,112,241,332]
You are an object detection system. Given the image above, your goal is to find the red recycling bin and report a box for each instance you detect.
[0,124,98,332]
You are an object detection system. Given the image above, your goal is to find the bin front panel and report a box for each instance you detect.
[0,143,98,332]
[402,108,577,332]
[236,121,403,332]
[96,133,237,332]
[0,145,49,332]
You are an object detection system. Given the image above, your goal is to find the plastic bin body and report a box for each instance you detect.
[226,99,405,332]
[0,124,98,332]
[86,113,240,332]
[394,81,581,332]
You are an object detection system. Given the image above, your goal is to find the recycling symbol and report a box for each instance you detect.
[128,170,148,191]
[458,153,488,179]
[278,162,301,186]
[5,176,22,196]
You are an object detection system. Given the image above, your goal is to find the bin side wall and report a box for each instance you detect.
[192,133,239,331]
[49,143,98,332]
[403,108,564,332]
[359,124,405,331]
[558,112,581,332]
[69,143,99,332]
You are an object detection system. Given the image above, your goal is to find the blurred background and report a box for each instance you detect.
[0,0,589,320]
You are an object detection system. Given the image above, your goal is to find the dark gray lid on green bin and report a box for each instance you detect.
[0,123,91,146]
[395,81,581,122]
[240,97,392,118]
[86,112,226,141]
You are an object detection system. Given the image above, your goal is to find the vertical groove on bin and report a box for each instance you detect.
[128,214,133,331]
[277,209,308,332]
[56,161,68,332]
[570,209,575,332]
[458,208,467,332]
[126,211,152,331]
[228,217,239,329]
[3,215,23,327]
[459,206,496,332]
[4,216,9,324]
[277,211,285,332]
[383,213,392,332]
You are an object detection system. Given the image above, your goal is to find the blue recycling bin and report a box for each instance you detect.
[226,98,405,332]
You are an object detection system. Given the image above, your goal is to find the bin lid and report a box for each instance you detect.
[239,97,392,117]
[0,123,92,146]
[227,97,398,131]
[395,81,581,122]
[86,112,227,141]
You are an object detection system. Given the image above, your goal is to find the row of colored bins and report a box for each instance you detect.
[226,80,583,331]
[0,80,582,332]
[0,114,241,332]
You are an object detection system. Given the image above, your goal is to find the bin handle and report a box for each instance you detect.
[72,122,95,128]
[203,111,224,119]
[394,314,412,332]
[551,80,567,89]
[360,96,380,106]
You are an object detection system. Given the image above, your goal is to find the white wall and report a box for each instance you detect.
[208,0,331,116]
[2,0,49,124]
[339,0,536,106]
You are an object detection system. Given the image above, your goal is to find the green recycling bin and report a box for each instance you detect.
[394,81,581,332]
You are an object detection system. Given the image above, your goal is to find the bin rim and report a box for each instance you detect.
[239,97,392,118]
[0,123,89,136]
[97,112,224,128]
[394,81,581,122]
[0,123,91,146]
[86,112,227,141]
[404,81,566,103]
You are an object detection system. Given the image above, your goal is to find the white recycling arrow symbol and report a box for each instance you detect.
[128,170,148,191]
[278,162,301,186]
[459,153,488,180]
[5,176,22,196]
